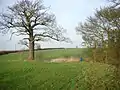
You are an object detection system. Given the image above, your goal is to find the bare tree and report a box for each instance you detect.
[35,43,41,50]
[0,0,70,60]
[18,40,29,48]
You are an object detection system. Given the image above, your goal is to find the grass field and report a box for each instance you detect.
[0,48,92,61]
[0,48,119,90]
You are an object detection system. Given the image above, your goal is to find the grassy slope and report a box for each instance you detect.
[0,48,92,61]
[0,48,119,90]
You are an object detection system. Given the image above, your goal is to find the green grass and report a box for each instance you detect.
[0,61,118,90]
[0,48,92,61]
[0,48,119,90]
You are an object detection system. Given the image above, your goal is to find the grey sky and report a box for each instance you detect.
[0,0,107,50]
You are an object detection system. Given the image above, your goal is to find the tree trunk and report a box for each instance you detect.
[28,34,34,60]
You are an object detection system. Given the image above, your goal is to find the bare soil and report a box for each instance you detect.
[50,57,80,63]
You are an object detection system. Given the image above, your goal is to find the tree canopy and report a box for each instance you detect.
[76,1,120,66]
[0,0,70,60]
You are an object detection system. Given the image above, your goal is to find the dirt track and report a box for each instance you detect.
[51,57,80,63]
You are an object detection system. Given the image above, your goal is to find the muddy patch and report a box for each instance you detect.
[50,57,80,63]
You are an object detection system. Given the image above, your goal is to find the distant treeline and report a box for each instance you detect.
[36,48,65,51]
[0,48,65,55]
[0,50,27,55]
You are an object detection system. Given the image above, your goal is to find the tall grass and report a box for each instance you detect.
[0,48,119,90]
[0,61,119,90]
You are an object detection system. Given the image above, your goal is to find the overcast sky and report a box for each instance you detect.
[0,0,107,50]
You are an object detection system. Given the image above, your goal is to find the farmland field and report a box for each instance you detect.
[0,48,92,61]
[0,48,119,90]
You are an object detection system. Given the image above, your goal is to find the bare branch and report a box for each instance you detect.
[18,40,29,48]
[0,0,70,60]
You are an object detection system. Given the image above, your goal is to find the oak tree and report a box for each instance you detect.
[0,0,70,60]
